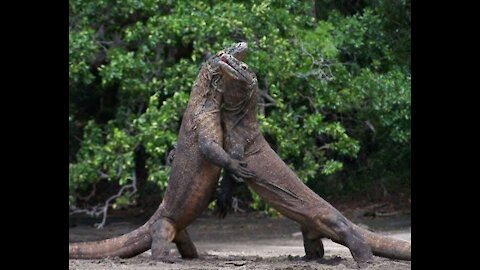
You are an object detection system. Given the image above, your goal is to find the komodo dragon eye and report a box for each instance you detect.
[241,64,248,70]
[217,51,224,57]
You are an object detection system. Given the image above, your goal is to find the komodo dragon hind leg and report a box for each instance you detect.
[173,229,199,259]
[301,226,324,260]
[150,218,178,262]
[318,213,373,266]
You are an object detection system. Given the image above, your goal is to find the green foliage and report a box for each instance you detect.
[69,0,410,210]
[69,29,97,85]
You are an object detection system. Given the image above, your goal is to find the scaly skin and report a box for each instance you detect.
[217,54,411,266]
[69,42,254,261]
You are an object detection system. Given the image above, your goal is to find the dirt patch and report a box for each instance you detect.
[69,254,411,270]
[69,210,410,269]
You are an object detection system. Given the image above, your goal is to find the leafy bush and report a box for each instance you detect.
[69,0,410,211]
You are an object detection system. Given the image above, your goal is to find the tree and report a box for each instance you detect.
[69,0,411,216]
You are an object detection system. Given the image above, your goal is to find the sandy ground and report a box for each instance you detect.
[69,206,411,270]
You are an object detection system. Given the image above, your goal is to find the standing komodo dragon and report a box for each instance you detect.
[216,53,411,267]
[69,42,255,261]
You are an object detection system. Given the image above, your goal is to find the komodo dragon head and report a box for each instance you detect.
[207,42,248,67]
[218,41,248,61]
[218,53,257,89]
[201,42,249,96]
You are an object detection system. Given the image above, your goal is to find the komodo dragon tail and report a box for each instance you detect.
[354,224,411,260]
[69,220,153,259]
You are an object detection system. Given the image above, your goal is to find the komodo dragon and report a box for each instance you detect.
[69,42,255,261]
[216,53,411,266]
